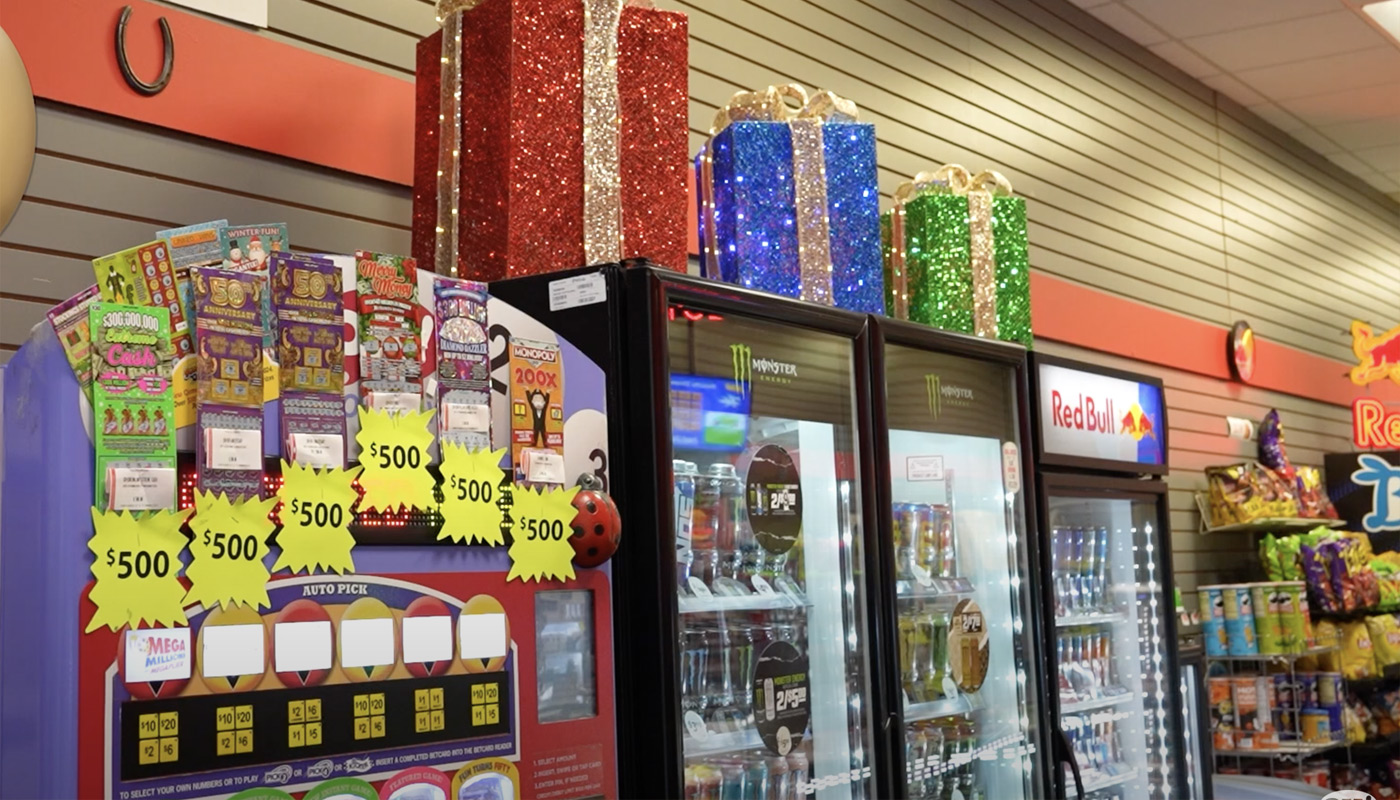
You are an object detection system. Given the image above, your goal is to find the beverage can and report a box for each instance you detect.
[1093,526,1109,610]
[1068,528,1086,611]
[1081,527,1099,611]
[1200,585,1228,657]
[931,504,956,578]
[1223,585,1258,656]
[1249,583,1284,655]
[674,461,698,585]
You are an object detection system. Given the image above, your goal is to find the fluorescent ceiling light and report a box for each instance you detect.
[1363,0,1400,42]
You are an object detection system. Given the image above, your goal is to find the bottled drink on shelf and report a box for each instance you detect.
[675,460,699,592]
[1080,526,1098,611]
[1093,526,1110,610]
[685,747,809,800]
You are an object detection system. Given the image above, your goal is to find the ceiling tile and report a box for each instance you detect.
[1147,40,1222,78]
[1234,46,1400,102]
[1248,103,1309,133]
[1285,124,1347,155]
[1088,3,1170,45]
[1122,0,1341,39]
[1354,143,1400,174]
[1282,83,1400,127]
[1317,117,1400,150]
[1180,11,1387,72]
[1201,73,1268,106]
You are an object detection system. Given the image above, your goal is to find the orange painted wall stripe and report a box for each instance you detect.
[1,0,414,186]
[4,0,1386,409]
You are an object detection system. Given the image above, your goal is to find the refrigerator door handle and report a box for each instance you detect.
[1056,726,1085,800]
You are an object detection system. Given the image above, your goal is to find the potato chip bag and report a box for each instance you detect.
[1366,614,1400,670]
[1340,620,1378,680]
[1302,541,1340,613]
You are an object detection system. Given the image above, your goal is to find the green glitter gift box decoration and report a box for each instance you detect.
[881,165,1032,348]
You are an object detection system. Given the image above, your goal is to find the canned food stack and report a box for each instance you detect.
[1199,582,1315,657]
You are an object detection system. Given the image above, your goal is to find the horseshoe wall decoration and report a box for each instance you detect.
[115,5,173,96]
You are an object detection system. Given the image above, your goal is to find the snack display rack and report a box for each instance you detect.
[1190,495,1346,536]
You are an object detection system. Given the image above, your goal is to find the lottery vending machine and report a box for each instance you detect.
[0,262,619,799]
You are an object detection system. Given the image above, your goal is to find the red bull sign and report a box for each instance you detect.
[1349,320,1400,386]
[1353,398,1400,449]
[1034,358,1167,472]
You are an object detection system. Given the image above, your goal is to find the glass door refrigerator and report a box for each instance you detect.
[870,318,1054,800]
[1028,353,1189,800]
[604,266,894,799]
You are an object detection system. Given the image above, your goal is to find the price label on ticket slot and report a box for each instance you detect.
[274,461,361,574]
[183,491,278,611]
[355,407,436,512]
[506,484,580,582]
[438,445,511,546]
[86,508,191,632]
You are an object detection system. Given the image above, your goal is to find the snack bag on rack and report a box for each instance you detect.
[1340,620,1379,679]
[1302,540,1342,613]
[1366,614,1400,670]
[1297,466,1339,519]
[1259,409,1296,481]
[1260,534,1285,581]
[1327,539,1362,612]
[1374,558,1400,610]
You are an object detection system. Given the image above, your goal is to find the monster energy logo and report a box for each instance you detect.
[926,374,974,418]
[731,343,797,394]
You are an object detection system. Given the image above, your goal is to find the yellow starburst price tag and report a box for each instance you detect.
[438,444,511,546]
[355,407,436,513]
[184,491,278,611]
[86,509,191,633]
[274,461,362,575]
[507,484,580,583]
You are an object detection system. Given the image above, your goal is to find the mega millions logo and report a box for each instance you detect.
[730,343,797,394]
[1119,402,1156,442]
[925,374,974,419]
[135,633,187,672]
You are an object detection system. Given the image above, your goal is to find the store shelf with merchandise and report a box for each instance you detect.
[1055,610,1130,627]
[1192,493,1343,536]
[1213,740,1348,760]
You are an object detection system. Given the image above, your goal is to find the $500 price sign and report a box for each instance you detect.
[438,444,511,546]
[86,508,191,632]
[274,461,361,575]
[184,491,279,611]
[507,484,580,583]
[355,407,436,513]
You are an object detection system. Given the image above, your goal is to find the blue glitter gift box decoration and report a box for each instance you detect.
[696,85,884,314]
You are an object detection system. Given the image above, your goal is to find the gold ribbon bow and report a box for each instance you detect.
[701,84,858,306]
[888,165,1014,337]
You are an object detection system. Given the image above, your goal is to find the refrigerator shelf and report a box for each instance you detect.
[1055,610,1129,627]
[905,692,983,722]
[681,725,765,758]
[927,732,1031,777]
[896,576,975,603]
[1060,692,1138,715]
[677,592,810,615]
[1080,767,1139,794]
[1213,739,1346,759]
[1205,645,1338,664]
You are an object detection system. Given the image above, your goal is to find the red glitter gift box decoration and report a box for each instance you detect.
[412,0,688,280]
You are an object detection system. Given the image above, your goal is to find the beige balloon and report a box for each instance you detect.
[0,26,36,236]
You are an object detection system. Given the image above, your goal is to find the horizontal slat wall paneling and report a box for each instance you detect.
[34,106,413,225]
[266,0,425,75]
[1035,340,1353,607]
[0,103,409,355]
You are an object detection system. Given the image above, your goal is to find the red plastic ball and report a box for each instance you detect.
[569,489,621,568]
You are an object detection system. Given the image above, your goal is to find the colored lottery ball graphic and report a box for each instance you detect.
[569,489,621,568]
[403,596,453,678]
[121,626,191,700]
[195,604,266,693]
[340,597,398,682]
[460,595,509,674]
[272,599,333,688]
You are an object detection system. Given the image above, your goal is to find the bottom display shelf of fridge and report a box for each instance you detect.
[1061,692,1138,715]
[1080,767,1139,794]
